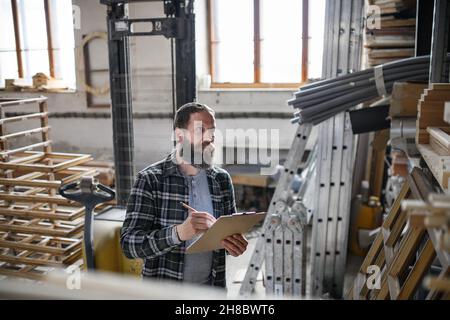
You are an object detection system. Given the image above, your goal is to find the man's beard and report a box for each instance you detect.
[180,140,215,169]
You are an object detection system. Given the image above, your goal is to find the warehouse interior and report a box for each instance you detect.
[0,0,449,301]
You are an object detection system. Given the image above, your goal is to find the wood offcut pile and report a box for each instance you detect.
[415,83,450,191]
[366,0,416,67]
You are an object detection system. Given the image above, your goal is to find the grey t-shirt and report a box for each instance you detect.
[171,169,215,285]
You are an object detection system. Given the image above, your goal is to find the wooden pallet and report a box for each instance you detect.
[404,194,450,299]
[348,169,449,300]
[0,97,110,281]
[0,205,84,221]
[0,152,92,173]
[0,97,51,162]
[0,263,51,281]
[0,248,81,267]
[0,168,97,189]
[0,217,83,238]
[0,233,81,256]
[0,228,82,281]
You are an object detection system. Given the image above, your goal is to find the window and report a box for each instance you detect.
[208,0,326,88]
[0,0,75,89]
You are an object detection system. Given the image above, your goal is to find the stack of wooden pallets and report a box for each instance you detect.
[0,97,98,280]
[415,83,450,192]
[365,0,416,66]
[348,168,450,300]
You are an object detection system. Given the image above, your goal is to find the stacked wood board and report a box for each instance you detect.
[0,97,99,280]
[366,0,416,66]
[415,83,450,191]
[390,81,428,118]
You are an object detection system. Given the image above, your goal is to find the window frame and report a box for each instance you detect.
[207,0,310,89]
[8,0,55,80]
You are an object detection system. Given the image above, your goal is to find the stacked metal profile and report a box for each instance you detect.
[308,0,364,299]
[239,122,313,298]
[288,55,449,125]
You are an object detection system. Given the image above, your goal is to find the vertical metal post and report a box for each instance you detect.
[105,3,135,206]
[175,0,196,108]
[415,0,434,57]
[430,0,450,83]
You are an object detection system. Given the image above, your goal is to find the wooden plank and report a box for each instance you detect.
[417,144,450,191]
[0,141,52,160]
[0,237,81,256]
[369,48,414,59]
[38,100,52,153]
[429,83,450,90]
[0,193,77,205]
[0,112,48,125]
[0,153,92,172]
[0,126,50,142]
[397,238,436,299]
[351,182,411,300]
[417,116,447,129]
[427,127,450,149]
[0,168,96,188]
[416,129,430,144]
[430,138,450,156]
[0,177,60,188]
[0,207,84,221]
[419,100,447,111]
[0,267,47,280]
[8,152,46,164]
[0,97,47,108]
[0,254,63,267]
[385,227,426,299]
[423,91,450,102]
[231,174,270,187]
[382,210,407,256]
[382,184,409,264]
[426,277,450,292]
[375,274,390,300]
[0,220,83,237]
[382,182,409,228]
[380,18,416,28]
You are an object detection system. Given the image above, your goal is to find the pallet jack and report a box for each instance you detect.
[59,177,142,275]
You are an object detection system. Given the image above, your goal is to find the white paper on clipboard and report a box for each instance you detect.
[185,212,266,254]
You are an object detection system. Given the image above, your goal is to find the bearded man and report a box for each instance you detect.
[120,102,248,288]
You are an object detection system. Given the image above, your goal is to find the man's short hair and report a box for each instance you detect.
[174,102,215,129]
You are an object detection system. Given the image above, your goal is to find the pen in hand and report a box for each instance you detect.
[180,202,198,213]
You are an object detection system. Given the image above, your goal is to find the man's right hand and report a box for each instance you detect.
[176,210,216,241]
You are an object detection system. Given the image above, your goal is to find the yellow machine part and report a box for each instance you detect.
[81,219,143,276]
[349,201,383,256]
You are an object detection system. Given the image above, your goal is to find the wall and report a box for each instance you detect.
[1,0,306,171]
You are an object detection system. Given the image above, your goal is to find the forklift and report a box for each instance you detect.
[59,0,196,275]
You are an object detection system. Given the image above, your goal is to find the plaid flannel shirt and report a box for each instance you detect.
[120,151,236,287]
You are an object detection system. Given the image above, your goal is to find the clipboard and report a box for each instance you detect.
[185,212,266,254]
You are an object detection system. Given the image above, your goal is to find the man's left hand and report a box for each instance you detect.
[221,234,248,257]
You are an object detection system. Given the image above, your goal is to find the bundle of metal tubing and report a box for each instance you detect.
[288,55,450,125]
